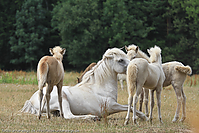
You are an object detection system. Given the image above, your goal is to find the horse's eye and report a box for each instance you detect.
[119,59,123,62]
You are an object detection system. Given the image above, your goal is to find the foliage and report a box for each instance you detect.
[52,0,167,69]
[0,0,23,70]
[9,0,60,70]
[164,0,199,73]
[0,0,199,73]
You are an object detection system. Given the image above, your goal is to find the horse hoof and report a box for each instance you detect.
[179,117,186,122]
[124,120,129,125]
[60,113,64,118]
[133,119,137,125]
[172,117,179,123]
[47,115,51,119]
[38,115,41,120]
[92,117,101,122]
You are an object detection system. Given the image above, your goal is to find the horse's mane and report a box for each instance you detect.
[78,48,126,86]
[148,45,162,63]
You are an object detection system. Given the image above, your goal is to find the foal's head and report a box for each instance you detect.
[125,44,139,60]
[50,46,66,61]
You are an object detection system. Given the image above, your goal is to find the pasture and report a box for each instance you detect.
[0,71,199,132]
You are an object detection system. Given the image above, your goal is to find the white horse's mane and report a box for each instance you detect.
[78,48,126,86]
[148,45,162,63]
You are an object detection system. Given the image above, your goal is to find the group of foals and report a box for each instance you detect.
[20,45,192,125]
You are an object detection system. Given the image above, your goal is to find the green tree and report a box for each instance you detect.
[52,0,166,69]
[10,0,60,70]
[0,0,23,70]
[164,0,199,73]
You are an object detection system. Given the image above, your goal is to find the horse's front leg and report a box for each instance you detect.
[109,102,147,120]
[57,82,64,118]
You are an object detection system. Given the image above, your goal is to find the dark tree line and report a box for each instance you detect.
[0,0,199,73]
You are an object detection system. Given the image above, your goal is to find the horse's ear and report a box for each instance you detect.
[135,46,139,53]
[49,48,54,55]
[104,54,114,59]
[61,48,66,55]
[147,49,151,55]
[125,46,129,52]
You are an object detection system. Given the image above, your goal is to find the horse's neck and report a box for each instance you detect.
[138,50,150,63]
[95,72,118,101]
[151,55,162,66]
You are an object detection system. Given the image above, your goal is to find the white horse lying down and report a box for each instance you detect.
[20,48,147,120]
[125,44,192,122]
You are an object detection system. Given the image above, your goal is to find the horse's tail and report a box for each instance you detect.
[37,61,49,89]
[127,63,138,96]
[175,65,192,75]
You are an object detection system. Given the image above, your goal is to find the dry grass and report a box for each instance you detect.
[0,73,199,132]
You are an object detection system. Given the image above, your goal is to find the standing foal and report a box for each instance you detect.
[37,46,65,119]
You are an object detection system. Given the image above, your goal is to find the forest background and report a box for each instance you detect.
[1,0,199,73]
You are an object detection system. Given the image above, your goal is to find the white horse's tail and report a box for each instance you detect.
[20,100,38,115]
[37,62,49,89]
[175,65,192,75]
[127,64,138,95]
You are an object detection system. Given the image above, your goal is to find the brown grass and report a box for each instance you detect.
[0,73,199,132]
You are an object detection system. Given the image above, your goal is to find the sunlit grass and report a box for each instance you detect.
[0,70,81,86]
[0,70,199,132]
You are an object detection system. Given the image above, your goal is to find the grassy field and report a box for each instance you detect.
[0,71,199,132]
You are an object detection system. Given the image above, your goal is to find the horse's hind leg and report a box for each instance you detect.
[46,84,53,119]
[124,93,133,125]
[148,89,154,123]
[138,89,144,112]
[172,82,182,122]
[180,86,186,122]
[132,86,143,124]
[57,82,64,118]
[120,79,124,90]
[38,88,43,119]
[143,88,149,117]
[156,88,163,124]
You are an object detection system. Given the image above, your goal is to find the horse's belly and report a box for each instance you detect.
[67,94,101,116]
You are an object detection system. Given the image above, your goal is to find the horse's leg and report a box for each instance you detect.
[148,89,154,123]
[120,79,124,90]
[180,86,186,122]
[143,88,149,117]
[38,88,43,119]
[171,82,182,122]
[124,93,133,125]
[132,86,143,124]
[46,84,53,119]
[156,87,163,124]
[138,88,144,112]
[108,102,147,120]
[57,82,64,118]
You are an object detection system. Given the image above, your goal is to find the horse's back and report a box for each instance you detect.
[162,61,187,87]
[37,56,64,84]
